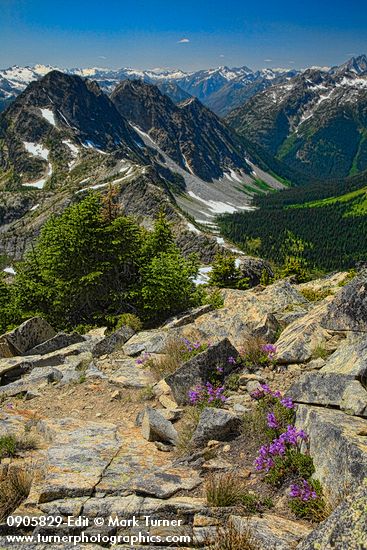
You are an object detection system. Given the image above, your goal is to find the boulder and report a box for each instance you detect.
[190,281,308,347]
[141,407,178,445]
[123,330,169,356]
[321,272,367,332]
[319,336,367,378]
[106,357,155,389]
[275,299,333,364]
[25,332,85,356]
[163,304,213,329]
[165,338,239,405]
[0,317,56,357]
[295,405,367,503]
[91,325,135,357]
[191,407,242,447]
[288,337,367,417]
[296,481,367,550]
[288,372,367,417]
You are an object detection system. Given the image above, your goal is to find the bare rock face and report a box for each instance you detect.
[296,481,367,550]
[321,273,367,332]
[287,337,367,417]
[0,317,56,357]
[295,405,367,504]
[165,338,239,405]
[25,332,85,356]
[275,299,333,364]
[191,407,242,447]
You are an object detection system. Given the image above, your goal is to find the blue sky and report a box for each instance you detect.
[1,0,366,70]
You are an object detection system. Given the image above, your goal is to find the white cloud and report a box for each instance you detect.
[219,54,225,58]
[98,55,107,59]
[264,58,272,62]
[177,38,190,44]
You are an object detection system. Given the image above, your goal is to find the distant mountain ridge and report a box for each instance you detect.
[226,56,367,179]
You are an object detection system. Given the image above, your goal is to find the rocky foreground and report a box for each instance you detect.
[0,271,366,549]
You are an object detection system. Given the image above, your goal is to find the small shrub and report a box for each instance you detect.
[338,269,357,287]
[188,382,227,409]
[203,519,257,550]
[0,466,34,521]
[300,288,332,302]
[0,435,17,459]
[138,385,155,401]
[0,434,37,459]
[312,344,329,360]
[205,472,245,507]
[225,373,240,391]
[115,313,142,332]
[288,479,327,522]
[205,473,270,514]
[202,287,224,309]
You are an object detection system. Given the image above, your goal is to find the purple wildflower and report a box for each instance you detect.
[281,397,295,409]
[228,356,236,365]
[262,343,277,359]
[267,412,279,429]
[289,480,317,501]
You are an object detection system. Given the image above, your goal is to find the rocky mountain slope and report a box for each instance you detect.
[110,79,254,181]
[0,270,366,549]
[226,55,367,179]
[0,70,285,264]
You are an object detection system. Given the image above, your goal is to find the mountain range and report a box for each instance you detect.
[0,69,284,265]
[226,55,367,179]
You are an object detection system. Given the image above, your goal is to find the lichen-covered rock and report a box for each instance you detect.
[25,332,85,356]
[0,317,56,357]
[295,405,367,503]
[236,256,274,286]
[165,338,239,405]
[163,304,213,329]
[141,407,178,445]
[91,325,135,357]
[287,372,367,417]
[231,513,311,549]
[296,480,367,550]
[275,299,333,364]
[321,273,367,332]
[123,330,168,356]
[319,337,367,377]
[191,407,242,447]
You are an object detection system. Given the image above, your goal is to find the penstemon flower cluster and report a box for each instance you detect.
[289,479,317,501]
[255,425,308,472]
[188,382,227,408]
[136,352,152,365]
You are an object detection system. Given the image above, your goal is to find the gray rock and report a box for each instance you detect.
[275,299,332,364]
[288,372,367,417]
[163,304,213,329]
[296,481,367,550]
[295,405,367,503]
[231,513,311,550]
[123,330,168,356]
[25,332,85,356]
[191,407,242,447]
[0,366,63,398]
[141,407,178,445]
[165,338,239,405]
[91,325,135,357]
[0,317,56,357]
[321,273,367,332]
[107,357,155,388]
[320,337,367,378]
